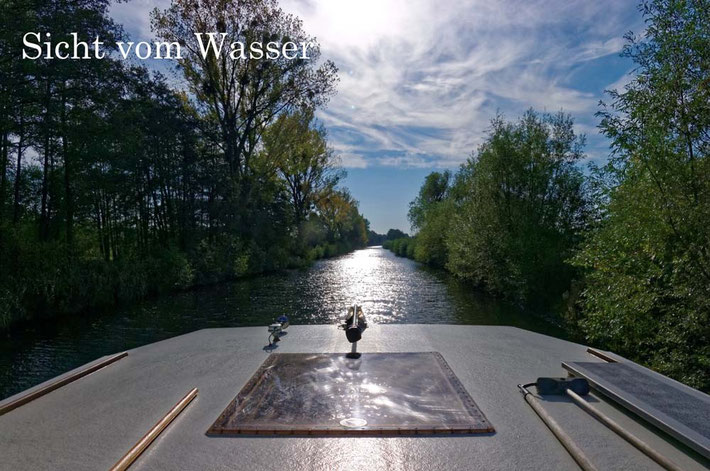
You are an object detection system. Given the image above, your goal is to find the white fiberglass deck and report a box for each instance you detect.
[0,325,707,471]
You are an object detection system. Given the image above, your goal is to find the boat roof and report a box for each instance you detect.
[0,325,707,470]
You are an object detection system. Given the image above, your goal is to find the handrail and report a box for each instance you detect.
[110,388,198,471]
[586,348,617,363]
[566,389,683,471]
[0,351,128,416]
[518,384,599,471]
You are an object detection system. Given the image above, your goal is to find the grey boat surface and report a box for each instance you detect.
[0,324,708,471]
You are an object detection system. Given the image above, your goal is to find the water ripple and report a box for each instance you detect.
[0,247,564,399]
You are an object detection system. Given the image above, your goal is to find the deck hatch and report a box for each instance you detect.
[207,352,494,436]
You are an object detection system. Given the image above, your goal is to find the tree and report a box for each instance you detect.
[152,0,337,239]
[407,171,452,266]
[408,171,450,230]
[366,229,387,246]
[0,0,38,225]
[447,110,587,306]
[574,0,710,390]
[262,109,341,232]
[316,189,367,248]
[0,0,363,330]
[151,0,338,235]
[386,228,408,240]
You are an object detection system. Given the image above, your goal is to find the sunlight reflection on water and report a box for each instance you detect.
[302,245,430,324]
[0,247,565,399]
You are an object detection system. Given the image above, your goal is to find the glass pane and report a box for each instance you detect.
[207,352,494,436]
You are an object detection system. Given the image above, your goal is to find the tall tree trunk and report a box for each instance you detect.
[40,78,52,240]
[94,193,107,261]
[61,85,73,248]
[110,196,119,260]
[0,131,8,224]
[12,114,24,224]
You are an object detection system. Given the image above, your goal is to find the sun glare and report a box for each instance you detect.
[309,0,409,47]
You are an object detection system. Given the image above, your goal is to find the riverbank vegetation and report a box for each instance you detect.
[0,0,369,329]
[392,111,587,311]
[368,228,409,246]
[388,1,710,390]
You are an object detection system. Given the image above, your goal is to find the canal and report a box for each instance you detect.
[0,246,567,399]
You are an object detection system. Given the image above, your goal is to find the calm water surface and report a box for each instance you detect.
[0,247,566,399]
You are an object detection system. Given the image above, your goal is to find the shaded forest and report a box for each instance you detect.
[387,0,710,391]
[0,0,370,329]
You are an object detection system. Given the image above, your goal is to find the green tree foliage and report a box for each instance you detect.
[374,228,410,247]
[366,230,386,246]
[573,0,710,390]
[408,171,452,266]
[392,111,587,308]
[262,109,342,233]
[448,111,587,306]
[381,229,412,255]
[384,236,414,258]
[0,0,368,329]
[408,171,450,229]
[385,228,408,240]
[151,0,338,234]
[313,189,368,256]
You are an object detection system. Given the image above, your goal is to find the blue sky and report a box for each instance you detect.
[110,0,645,234]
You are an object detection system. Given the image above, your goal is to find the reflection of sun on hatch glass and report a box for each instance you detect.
[206,352,494,436]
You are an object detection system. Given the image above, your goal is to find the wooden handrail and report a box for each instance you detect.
[0,351,128,416]
[110,388,198,471]
[586,348,617,363]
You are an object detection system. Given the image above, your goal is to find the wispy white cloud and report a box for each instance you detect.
[280,0,643,168]
[604,67,637,94]
[110,0,643,169]
[334,151,369,169]
[573,37,627,62]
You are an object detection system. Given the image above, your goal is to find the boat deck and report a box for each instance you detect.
[0,325,707,470]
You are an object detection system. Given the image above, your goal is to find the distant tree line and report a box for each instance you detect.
[387,0,709,391]
[0,0,369,329]
[368,228,408,246]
